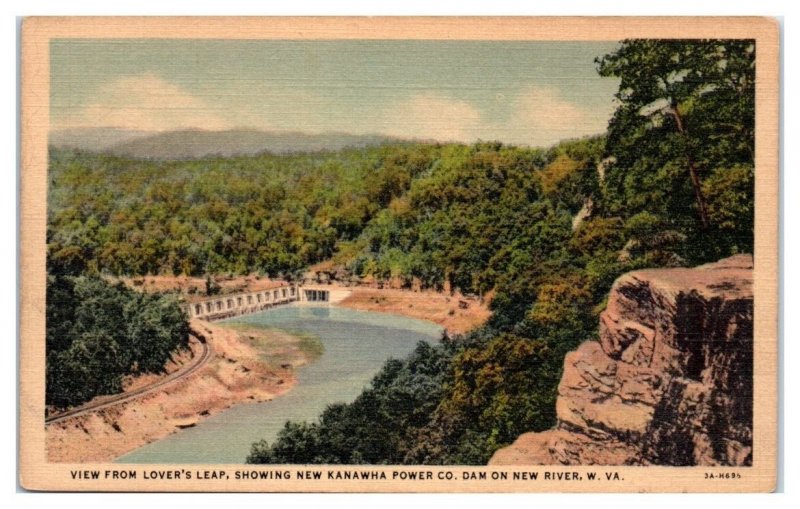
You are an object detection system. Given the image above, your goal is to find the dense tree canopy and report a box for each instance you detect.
[46,273,190,409]
[597,39,755,263]
[47,145,439,279]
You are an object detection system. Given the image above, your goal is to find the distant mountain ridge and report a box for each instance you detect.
[49,128,414,159]
[49,127,152,152]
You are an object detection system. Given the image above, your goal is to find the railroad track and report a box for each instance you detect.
[45,334,212,425]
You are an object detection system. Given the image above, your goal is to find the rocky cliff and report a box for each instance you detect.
[490,255,753,466]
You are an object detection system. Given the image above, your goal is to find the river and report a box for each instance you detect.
[116,305,442,464]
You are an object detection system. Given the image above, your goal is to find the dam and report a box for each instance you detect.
[182,284,332,321]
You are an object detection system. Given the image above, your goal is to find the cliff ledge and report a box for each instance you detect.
[490,255,753,466]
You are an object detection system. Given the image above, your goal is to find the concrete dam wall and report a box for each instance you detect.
[183,284,333,321]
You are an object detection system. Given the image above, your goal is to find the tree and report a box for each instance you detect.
[597,40,755,248]
[205,275,221,296]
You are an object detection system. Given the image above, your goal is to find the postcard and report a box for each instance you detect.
[19,16,779,492]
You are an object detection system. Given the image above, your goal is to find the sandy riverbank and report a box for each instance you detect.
[45,320,314,463]
[330,284,491,335]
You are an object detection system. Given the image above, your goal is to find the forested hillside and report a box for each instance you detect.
[46,273,190,409]
[46,39,755,459]
[47,145,441,277]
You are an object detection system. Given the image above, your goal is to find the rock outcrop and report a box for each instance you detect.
[490,255,753,466]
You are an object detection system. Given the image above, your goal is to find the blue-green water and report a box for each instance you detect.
[117,306,442,464]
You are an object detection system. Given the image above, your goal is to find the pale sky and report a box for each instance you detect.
[51,40,621,147]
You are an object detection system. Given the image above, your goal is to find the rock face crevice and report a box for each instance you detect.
[490,255,753,466]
